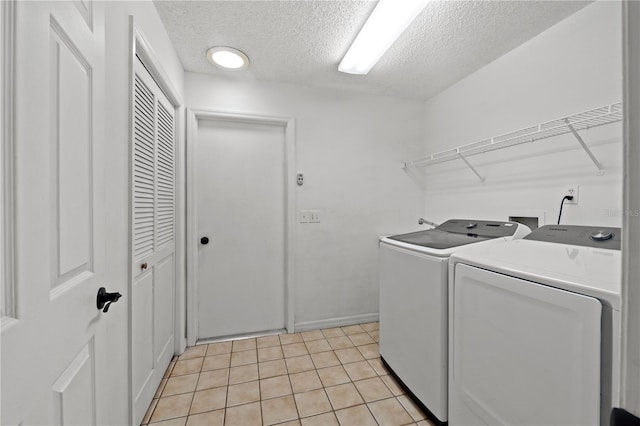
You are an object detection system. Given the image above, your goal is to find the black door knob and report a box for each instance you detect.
[201,237,209,245]
[97,287,122,313]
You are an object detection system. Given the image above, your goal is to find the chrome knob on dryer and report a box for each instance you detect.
[590,230,614,242]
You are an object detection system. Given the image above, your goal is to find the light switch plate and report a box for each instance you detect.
[309,210,321,223]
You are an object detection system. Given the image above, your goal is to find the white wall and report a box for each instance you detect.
[420,1,622,228]
[186,73,425,329]
[103,2,184,424]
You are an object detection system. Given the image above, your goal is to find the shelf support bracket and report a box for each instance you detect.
[457,153,485,182]
[564,119,605,175]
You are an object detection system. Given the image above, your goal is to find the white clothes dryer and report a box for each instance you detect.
[448,225,621,426]
[379,219,531,424]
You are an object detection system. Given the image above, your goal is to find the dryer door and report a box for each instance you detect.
[450,264,601,426]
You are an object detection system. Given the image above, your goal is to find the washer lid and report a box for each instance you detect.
[450,238,622,309]
[388,219,522,249]
[387,229,492,249]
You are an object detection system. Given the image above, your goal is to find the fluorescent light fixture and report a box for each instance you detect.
[206,46,249,70]
[339,0,429,75]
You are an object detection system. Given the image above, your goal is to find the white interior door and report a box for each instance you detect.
[196,118,286,340]
[131,56,176,425]
[1,1,115,424]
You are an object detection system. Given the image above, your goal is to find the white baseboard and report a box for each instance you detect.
[293,313,379,333]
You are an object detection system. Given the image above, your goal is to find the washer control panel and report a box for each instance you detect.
[388,219,529,250]
[439,219,522,238]
[524,225,621,250]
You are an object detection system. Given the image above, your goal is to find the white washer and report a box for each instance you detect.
[379,219,531,424]
[448,225,621,426]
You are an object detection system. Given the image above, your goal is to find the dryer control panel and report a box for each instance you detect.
[524,225,621,250]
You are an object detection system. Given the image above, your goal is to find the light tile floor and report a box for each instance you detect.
[141,322,436,426]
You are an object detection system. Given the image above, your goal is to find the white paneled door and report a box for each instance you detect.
[196,119,286,340]
[1,1,115,425]
[131,56,176,425]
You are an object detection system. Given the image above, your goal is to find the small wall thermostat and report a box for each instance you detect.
[297,173,304,186]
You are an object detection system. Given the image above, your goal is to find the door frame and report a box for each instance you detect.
[127,19,186,423]
[1,0,15,324]
[622,1,640,415]
[186,109,296,346]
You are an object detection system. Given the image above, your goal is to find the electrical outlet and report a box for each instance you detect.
[564,185,579,204]
[309,210,321,223]
[299,210,309,223]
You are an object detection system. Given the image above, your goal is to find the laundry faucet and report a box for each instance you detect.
[418,218,439,227]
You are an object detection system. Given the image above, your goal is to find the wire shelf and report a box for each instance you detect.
[404,102,622,175]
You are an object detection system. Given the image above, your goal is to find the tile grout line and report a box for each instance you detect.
[329,325,388,426]
[360,327,396,426]
[257,343,263,426]
[284,352,302,425]
[333,325,377,425]
[221,355,230,426]
[183,383,197,424]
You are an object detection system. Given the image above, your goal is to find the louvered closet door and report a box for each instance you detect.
[132,56,176,425]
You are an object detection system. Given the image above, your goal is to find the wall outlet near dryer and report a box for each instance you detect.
[564,185,579,204]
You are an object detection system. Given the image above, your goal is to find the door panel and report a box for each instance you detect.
[197,119,286,339]
[133,271,154,400]
[451,264,601,425]
[52,342,96,426]
[1,1,111,425]
[51,22,92,282]
[155,254,175,362]
[133,71,157,261]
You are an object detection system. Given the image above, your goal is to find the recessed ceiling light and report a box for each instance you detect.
[339,0,429,75]
[206,46,249,70]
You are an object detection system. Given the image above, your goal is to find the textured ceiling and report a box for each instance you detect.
[154,0,591,101]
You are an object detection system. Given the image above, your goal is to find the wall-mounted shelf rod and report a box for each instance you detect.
[457,152,485,182]
[564,118,605,175]
[402,102,622,181]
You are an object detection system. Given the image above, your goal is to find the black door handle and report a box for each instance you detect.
[97,287,122,313]
[201,237,209,245]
